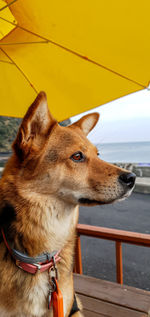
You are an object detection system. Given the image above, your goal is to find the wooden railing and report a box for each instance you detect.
[74,224,150,284]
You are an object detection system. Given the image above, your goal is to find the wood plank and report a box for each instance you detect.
[74,274,150,313]
[83,310,106,317]
[79,294,147,317]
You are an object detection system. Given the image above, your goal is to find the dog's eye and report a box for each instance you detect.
[97,152,100,157]
[70,151,85,162]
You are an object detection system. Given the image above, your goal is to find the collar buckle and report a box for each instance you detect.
[33,263,41,273]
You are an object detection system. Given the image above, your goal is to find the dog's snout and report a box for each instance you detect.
[119,172,136,189]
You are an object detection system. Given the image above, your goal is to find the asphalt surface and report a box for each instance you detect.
[79,193,150,290]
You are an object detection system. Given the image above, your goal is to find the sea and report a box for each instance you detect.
[96,141,150,165]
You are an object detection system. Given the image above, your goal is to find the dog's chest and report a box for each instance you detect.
[0,271,68,317]
[21,276,68,317]
[23,274,50,316]
[0,277,50,317]
[3,274,52,317]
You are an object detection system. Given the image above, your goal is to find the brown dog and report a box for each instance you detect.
[0,92,135,317]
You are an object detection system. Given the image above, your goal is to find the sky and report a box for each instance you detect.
[71,89,150,144]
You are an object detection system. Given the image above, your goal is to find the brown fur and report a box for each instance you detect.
[0,92,134,316]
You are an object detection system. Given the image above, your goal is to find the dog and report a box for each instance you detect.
[0,92,136,317]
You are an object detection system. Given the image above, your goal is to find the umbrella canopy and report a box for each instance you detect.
[0,0,149,120]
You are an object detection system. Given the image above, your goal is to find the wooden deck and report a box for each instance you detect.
[74,274,150,317]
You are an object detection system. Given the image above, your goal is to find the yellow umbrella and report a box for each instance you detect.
[0,0,149,120]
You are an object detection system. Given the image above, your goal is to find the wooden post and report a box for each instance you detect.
[116,241,123,284]
[74,235,83,274]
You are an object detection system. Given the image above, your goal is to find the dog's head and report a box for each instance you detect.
[10,92,135,206]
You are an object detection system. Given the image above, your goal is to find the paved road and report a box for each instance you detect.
[79,193,150,290]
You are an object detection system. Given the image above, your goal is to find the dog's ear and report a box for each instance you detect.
[72,113,99,135]
[13,92,56,160]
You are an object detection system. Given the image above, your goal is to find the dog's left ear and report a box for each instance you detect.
[13,92,57,160]
[71,113,99,135]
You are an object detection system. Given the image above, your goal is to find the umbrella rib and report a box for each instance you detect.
[0,40,48,45]
[0,47,38,93]
[0,16,146,89]
[0,59,13,64]
[0,0,18,12]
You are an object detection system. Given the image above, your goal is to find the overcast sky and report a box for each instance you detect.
[71,89,150,144]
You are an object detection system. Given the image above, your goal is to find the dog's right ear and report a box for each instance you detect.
[13,92,57,160]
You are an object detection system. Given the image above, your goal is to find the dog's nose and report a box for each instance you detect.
[119,172,136,189]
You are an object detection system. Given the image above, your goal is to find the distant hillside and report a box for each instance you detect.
[0,117,21,152]
[0,117,71,153]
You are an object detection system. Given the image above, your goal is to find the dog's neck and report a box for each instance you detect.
[3,192,79,257]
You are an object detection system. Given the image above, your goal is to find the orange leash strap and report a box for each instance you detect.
[52,278,64,317]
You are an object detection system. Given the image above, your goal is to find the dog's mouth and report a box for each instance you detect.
[78,197,116,205]
[78,190,132,205]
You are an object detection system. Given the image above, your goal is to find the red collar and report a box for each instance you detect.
[1,229,61,274]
